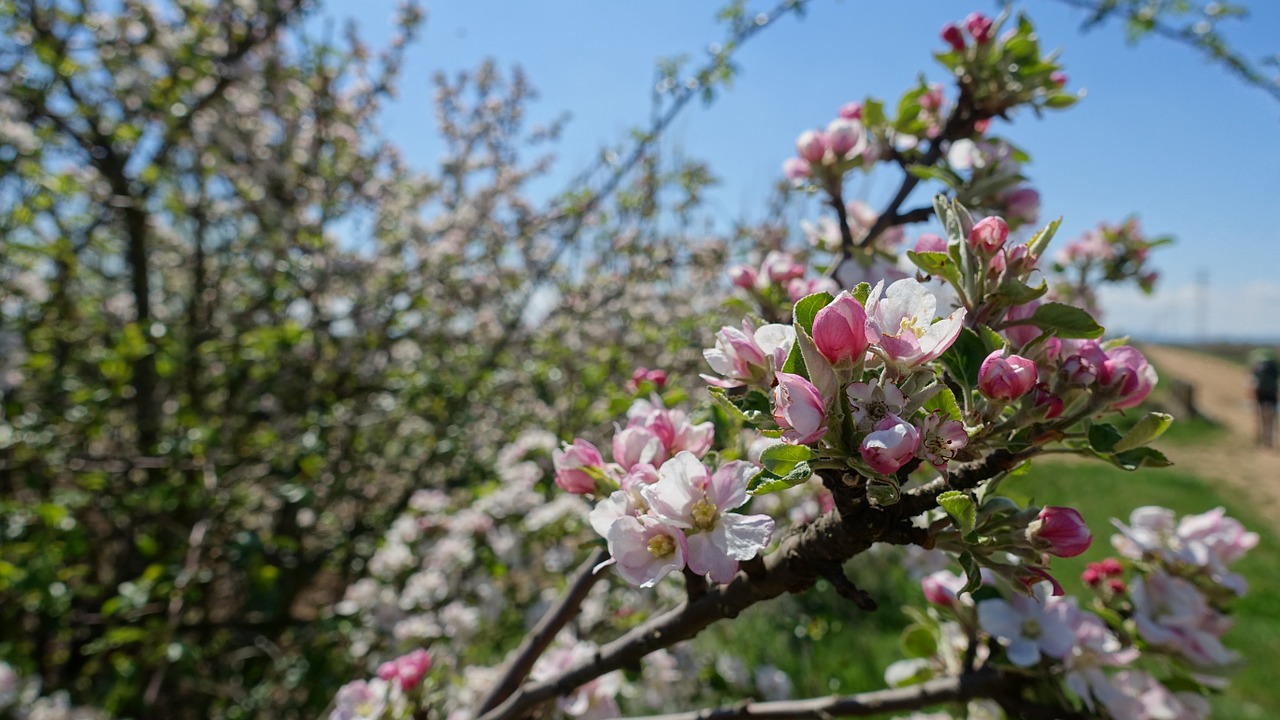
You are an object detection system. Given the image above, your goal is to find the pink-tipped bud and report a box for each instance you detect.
[1028,506,1093,558]
[974,118,991,134]
[761,250,806,284]
[859,415,920,474]
[921,571,964,606]
[913,233,947,254]
[965,12,993,44]
[940,23,965,52]
[1031,384,1064,419]
[772,371,828,445]
[1103,346,1156,410]
[1106,578,1127,594]
[811,291,870,366]
[728,264,758,290]
[552,439,604,494]
[978,351,1037,400]
[968,216,1009,254]
[838,101,863,120]
[825,118,863,158]
[783,156,811,180]
[919,84,945,112]
[1002,187,1041,226]
[796,130,828,164]
[1050,71,1068,86]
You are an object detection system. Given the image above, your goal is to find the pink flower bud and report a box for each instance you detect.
[859,415,920,474]
[1050,71,1068,86]
[919,83,945,111]
[796,130,828,164]
[783,156,811,180]
[553,439,604,494]
[1028,506,1093,558]
[728,264,758,290]
[377,648,432,691]
[772,371,828,444]
[1031,384,1064,419]
[1002,187,1040,226]
[1106,578,1127,594]
[974,118,990,134]
[825,118,863,158]
[978,350,1037,400]
[968,216,1009,254]
[811,291,870,366]
[913,233,947,254]
[613,426,667,472]
[922,570,965,606]
[1102,346,1156,410]
[838,101,863,120]
[965,12,993,43]
[940,23,965,52]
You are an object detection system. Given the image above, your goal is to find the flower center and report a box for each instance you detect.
[690,498,718,530]
[1021,618,1041,638]
[647,534,676,559]
[899,316,927,338]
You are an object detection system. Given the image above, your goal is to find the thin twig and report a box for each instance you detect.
[474,547,611,715]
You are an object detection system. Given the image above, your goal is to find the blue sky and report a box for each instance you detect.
[319,0,1280,342]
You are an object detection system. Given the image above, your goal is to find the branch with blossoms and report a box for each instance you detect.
[323,9,1256,720]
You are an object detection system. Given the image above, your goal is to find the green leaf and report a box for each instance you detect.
[782,335,808,378]
[995,277,1048,306]
[1005,302,1104,339]
[958,551,983,594]
[939,327,988,389]
[1114,413,1174,453]
[906,250,961,286]
[1110,447,1173,471]
[792,292,835,335]
[1044,93,1080,109]
[907,164,963,189]
[1088,423,1124,453]
[709,387,772,424]
[937,490,976,534]
[748,461,813,495]
[922,386,963,423]
[850,282,872,305]
[900,624,939,659]
[760,444,812,476]
[1026,217,1062,258]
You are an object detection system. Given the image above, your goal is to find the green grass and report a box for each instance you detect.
[696,461,1279,719]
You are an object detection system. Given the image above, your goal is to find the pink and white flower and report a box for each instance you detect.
[772,371,828,445]
[860,415,920,474]
[643,453,776,584]
[978,350,1038,400]
[702,320,795,388]
[606,514,687,588]
[376,648,432,691]
[846,379,908,433]
[916,412,969,472]
[552,440,604,495]
[811,291,870,366]
[977,589,1077,667]
[864,278,966,370]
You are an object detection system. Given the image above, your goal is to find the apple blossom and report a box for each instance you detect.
[782,156,810,180]
[838,101,863,120]
[825,117,865,158]
[811,291,870,365]
[760,250,807,284]
[846,378,908,432]
[728,264,757,290]
[1027,506,1093,558]
[1102,345,1157,409]
[612,426,667,472]
[772,371,828,445]
[376,648,432,691]
[795,130,827,164]
[916,412,968,471]
[702,320,795,388]
[977,590,1077,667]
[940,23,965,52]
[1132,571,1236,667]
[968,216,1008,254]
[964,12,993,43]
[912,233,947,254]
[553,440,605,495]
[643,453,776,583]
[864,278,966,370]
[860,415,920,474]
[921,570,968,607]
[978,350,1037,400]
[786,276,839,304]
[606,514,688,588]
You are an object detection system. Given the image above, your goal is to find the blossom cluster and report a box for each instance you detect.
[900,506,1255,720]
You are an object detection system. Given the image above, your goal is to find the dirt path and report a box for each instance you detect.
[1139,344,1280,516]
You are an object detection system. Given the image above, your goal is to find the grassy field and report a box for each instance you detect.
[696,460,1279,719]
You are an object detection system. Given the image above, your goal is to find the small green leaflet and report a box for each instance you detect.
[792,292,835,335]
[937,490,976,534]
[1003,302,1104,339]
[922,386,963,423]
[759,444,812,476]
[747,461,813,495]
[1113,413,1174,453]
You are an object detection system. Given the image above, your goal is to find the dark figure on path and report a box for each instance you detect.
[1251,349,1278,448]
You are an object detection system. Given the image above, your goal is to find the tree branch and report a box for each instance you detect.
[621,668,1013,720]
[474,547,611,716]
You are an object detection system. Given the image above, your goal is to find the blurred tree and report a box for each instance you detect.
[0,0,748,715]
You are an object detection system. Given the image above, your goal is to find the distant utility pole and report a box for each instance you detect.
[1195,268,1209,341]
